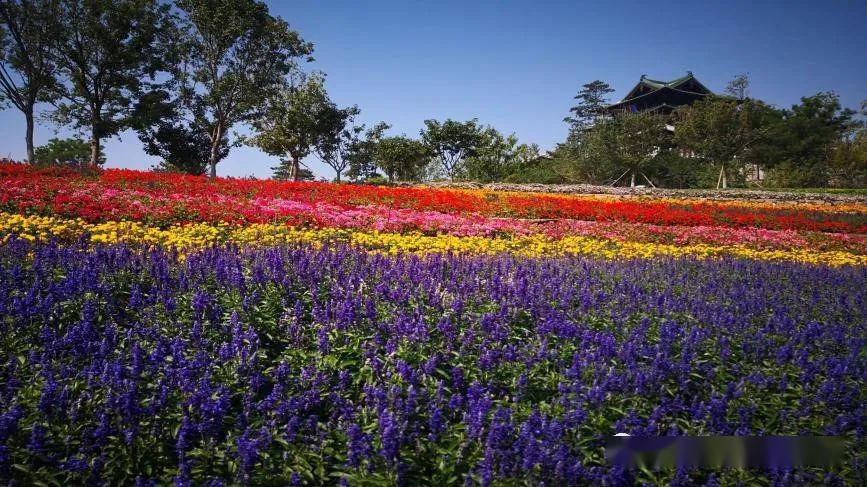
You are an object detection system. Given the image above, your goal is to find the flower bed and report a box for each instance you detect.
[0,164,864,485]
[2,164,865,233]
[0,240,865,485]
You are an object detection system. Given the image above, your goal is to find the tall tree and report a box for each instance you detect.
[131,89,224,175]
[464,127,538,183]
[143,122,227,175]
[674,96,772,188]
[564,80,614,139]
[248,73,333,181]
[826,131,867,188]
[420,118,483,180]
[761,92,857,187]
[346,121,389,181]
[314,104,361,182]
[0,0,60,163]
[50,0,171,166]
[724,73,750,101]
[174,0,313,178]
[580,111,669,187]
[374,136,430,182]
[272,163,314,181]
[34,137,104,165]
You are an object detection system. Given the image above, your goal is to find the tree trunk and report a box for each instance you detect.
[630,171,636,188]
[291,154,300,181]
[25,109,35,164]
[89,106,102,167]
[720,165,728,189]
[90,123,100,167]
[208,125,223,178]
[208,142,219,178]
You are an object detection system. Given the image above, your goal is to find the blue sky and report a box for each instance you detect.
[2,0,865,178]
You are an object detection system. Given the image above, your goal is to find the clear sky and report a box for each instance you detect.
[2,0,865,179]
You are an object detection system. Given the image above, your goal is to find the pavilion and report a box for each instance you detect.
[606,71,711,114]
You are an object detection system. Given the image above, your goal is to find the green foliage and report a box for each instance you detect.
[762,92,859,187]
[501,154,565,184]
[573,111,670,187]
[34,137,105,165]
[50,0,173,166]
[564,80,614,141]
[545,142,604,184]
[373,135,431,182]
[272,164,314,181]
[464,127,539,183]
[0,0,61,162]
[145,123,226,176]
[420,119,484,180]
[362,174,389,185]
[346,122,389,181]
[674,96,772,188]
[651,150,709,189]
[174,0,314,177]
[249,73,340,181]
[314,103,362,182]
[133,89,226,175]
[825,132,867,188]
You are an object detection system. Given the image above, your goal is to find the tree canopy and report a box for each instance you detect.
[577,111,669,187]
[674,96,773,188]
[34,137,105,165]
[248,73,338,181]
[314,102,361,182]
[50,0,173,166]
[464,127,539,183]
[0,0,60,162]
[174,0,313,177]
[420,119,484,180]
[374,136,431,183]
[564,80,614,141]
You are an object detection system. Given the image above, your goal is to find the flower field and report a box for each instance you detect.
[0,163,865,485]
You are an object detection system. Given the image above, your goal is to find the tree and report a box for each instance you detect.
[50,0,172,166]
[464,127,538,183]
[346,121,389,181]
[420,119,483,180]
[143,123,227,175]
[34,137,104,165]
[564,80,614,140]
[174,0,313,178]
[0,0,60,163]
[547,141,603,184]
[314,103,361,182]
[579,111,669,187]
[761,92,857,187]
[725,73,750,101]
[826,131,867,188]
[248,73,334,181]
[502,153,565,184]
[374,136,431,182]
[130,89,223,175]
[674,96,772,188]
[272,163,314,181]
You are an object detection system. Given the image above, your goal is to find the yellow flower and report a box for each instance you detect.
[0,211,865,267]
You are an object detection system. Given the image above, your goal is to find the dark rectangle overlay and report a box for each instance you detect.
[604,436,847,469]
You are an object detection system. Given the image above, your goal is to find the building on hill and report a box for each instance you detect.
[606,71,711,115]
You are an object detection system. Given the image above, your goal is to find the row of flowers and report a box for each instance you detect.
[1,239,863,485]
[2,164,866,233]
[3,212,865,266]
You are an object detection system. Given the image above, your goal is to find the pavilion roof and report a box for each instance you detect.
[606,72,712,113]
